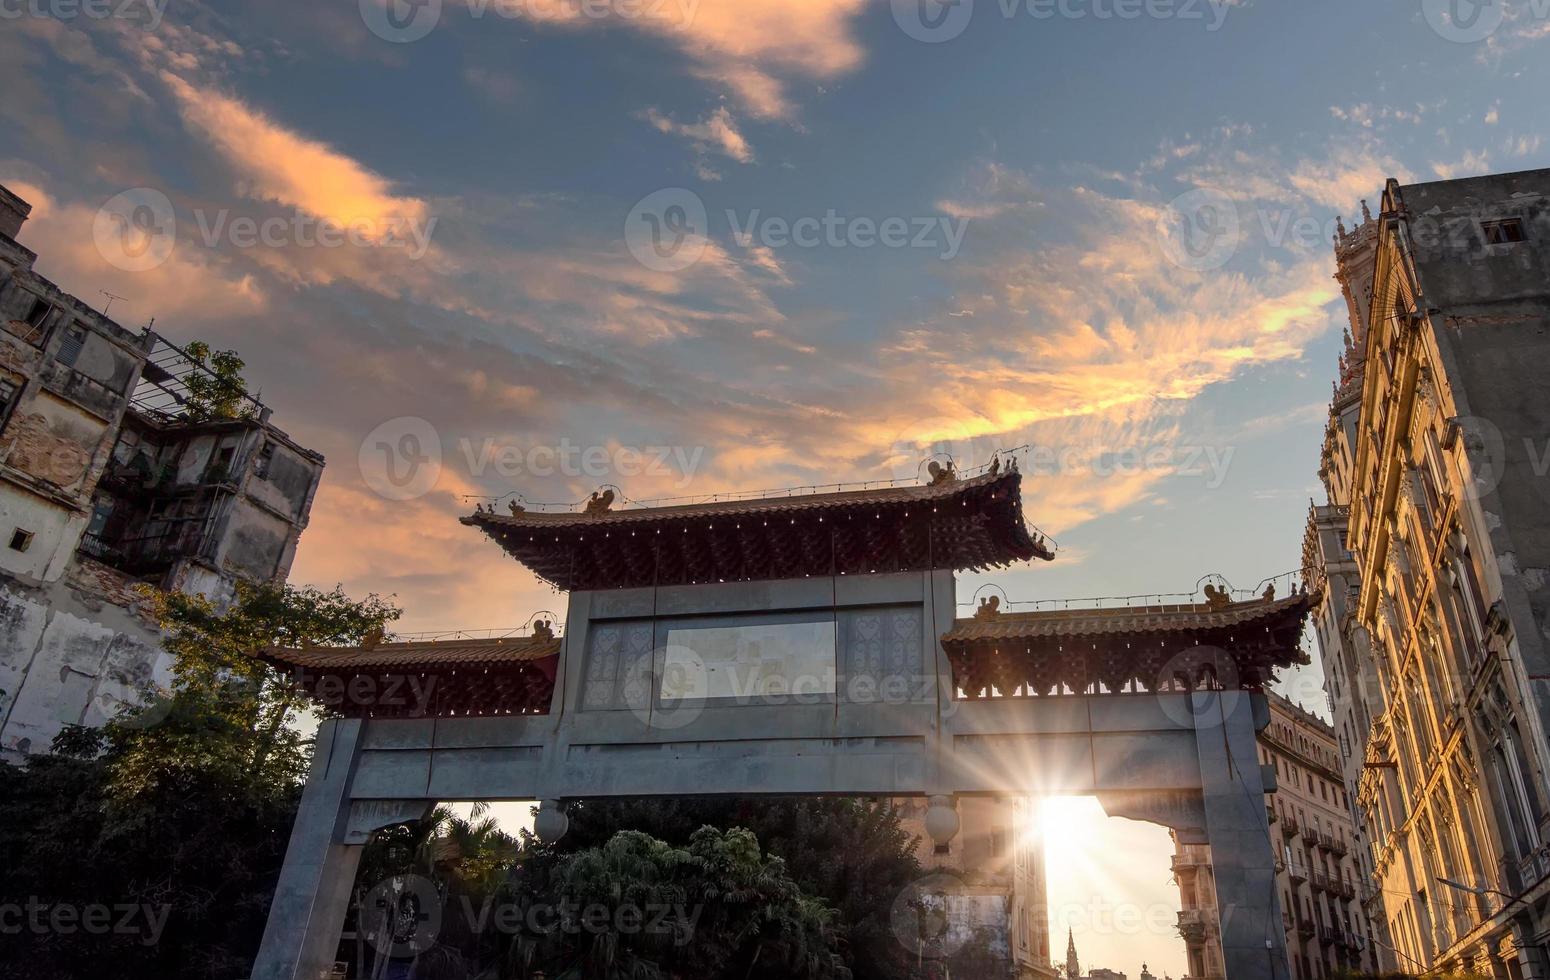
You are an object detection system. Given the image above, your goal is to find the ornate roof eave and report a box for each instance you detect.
[941,592,1313,645]
[941,592,1314,698]
[257,635,560,719]
[462,469,1053,591]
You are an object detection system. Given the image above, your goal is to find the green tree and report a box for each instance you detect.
[180,340,252,422]
[541,797,920,979]
[0,582,399,980]
[504,826,849,980]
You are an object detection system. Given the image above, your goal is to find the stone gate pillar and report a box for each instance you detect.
[1195,690,1290,980]
[251,718,366,980]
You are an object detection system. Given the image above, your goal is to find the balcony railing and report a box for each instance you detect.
[1172,854,1207,875]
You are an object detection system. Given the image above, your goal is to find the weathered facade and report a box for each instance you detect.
[895,795,1058,979]
[1306,168,1550,977]
[1171,691,1380,979]
[0,182,325,761]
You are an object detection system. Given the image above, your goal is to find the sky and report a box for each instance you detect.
[3,0,1547,973]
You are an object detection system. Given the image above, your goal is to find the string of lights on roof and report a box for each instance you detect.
[958,569,1310,613]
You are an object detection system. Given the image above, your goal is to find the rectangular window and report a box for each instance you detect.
[4,297,50,345]
[8,528,32,552]
[255,442,275,478]
[0,378,18,423]
[663,619,837,701]
[1482,218,1527,245]
[57,325,86,367]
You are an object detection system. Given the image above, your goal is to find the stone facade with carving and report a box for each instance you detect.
[895,796,1058,980]
[1307,169,1550,977]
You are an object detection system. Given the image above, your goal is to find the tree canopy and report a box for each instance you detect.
[0,581,399,980]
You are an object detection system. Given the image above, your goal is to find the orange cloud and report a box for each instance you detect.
[500,0,869,119]
[160,73,428,234]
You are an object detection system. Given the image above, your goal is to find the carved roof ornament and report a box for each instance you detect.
[531,618,554,641]
[508,499,526,516]
[1262,582,1277,602]
[974,595,1002,620]
[1203,583,1232,610]
[360,625,386,651]
[583,488,616,516]
[926,459,957,486]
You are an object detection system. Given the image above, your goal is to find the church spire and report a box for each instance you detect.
[1065,927,1080,978]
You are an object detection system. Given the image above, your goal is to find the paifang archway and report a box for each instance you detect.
[250,465,1308,980]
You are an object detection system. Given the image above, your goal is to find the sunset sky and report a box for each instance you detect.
[4,0,1544,972]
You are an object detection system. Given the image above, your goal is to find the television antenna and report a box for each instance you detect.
[99,290,128,316]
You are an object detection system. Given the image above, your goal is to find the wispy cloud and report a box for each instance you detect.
[641,105,755,164]
[160,73,428,234]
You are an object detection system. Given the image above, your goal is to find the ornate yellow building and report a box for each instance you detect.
[1307,169,1550,977]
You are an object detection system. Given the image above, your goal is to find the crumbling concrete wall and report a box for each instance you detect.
[0,562,166,761]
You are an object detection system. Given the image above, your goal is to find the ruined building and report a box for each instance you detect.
[0,183,324,761]
[1306,168,1550,976]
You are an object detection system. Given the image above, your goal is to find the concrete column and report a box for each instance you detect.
[1194,690,1291,980]
[251,718,366,980]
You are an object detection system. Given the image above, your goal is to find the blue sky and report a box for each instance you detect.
[3,0,1545,972]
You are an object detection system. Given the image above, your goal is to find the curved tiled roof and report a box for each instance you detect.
[261,635,560,671]
[942,593,1313,644]
[463,468,1053,591]
[469,470,1018,528]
